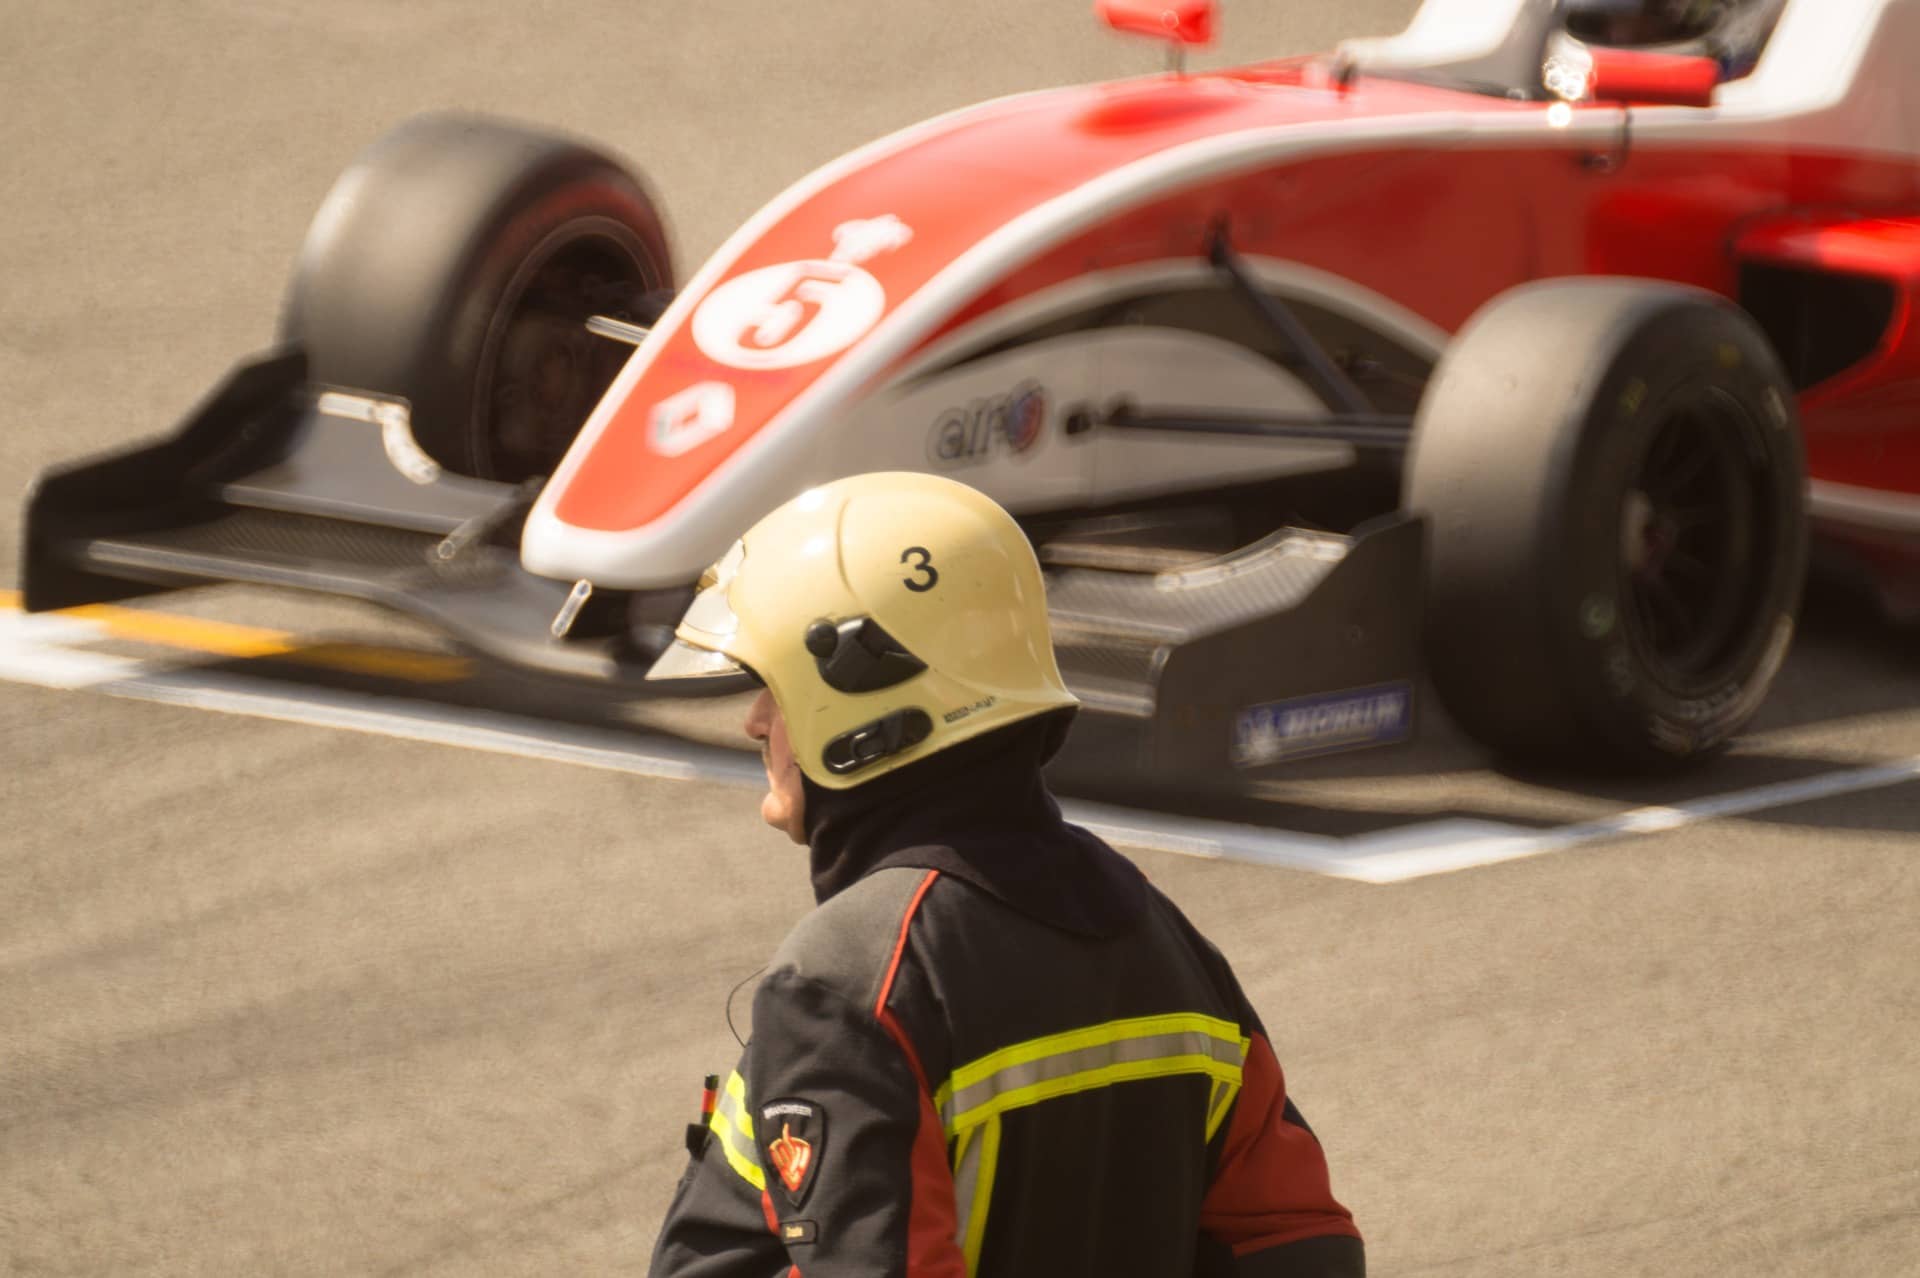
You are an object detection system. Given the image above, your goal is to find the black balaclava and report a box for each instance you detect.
[799,708,1148,938]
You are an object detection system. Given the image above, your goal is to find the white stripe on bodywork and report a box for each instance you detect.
[520,104,1624,588]
[1664,0,1917,147]
[521,82,1089,578]
[524,0,1920,590]
[892,256,1451,383]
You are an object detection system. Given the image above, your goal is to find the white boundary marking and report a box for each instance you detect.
[3,608,1914,884]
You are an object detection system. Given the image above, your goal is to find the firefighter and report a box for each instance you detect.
[645,472,1363,1276]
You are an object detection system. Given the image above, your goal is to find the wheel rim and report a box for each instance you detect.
[1618,389,1771,694]
[477,227,656,483]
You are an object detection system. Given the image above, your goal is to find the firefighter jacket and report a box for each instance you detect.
[649,716,1362,1277]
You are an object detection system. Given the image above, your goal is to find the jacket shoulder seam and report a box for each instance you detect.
[767,865,938,1009]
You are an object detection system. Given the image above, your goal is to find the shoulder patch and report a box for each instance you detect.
[759,1096,826,1206]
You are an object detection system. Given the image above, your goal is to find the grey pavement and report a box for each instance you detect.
[4,3,1917,1274]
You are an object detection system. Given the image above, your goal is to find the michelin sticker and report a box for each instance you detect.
[1232,682,1413,767]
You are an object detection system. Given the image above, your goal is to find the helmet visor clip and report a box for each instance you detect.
[805,617,927,694]
[822,708,934,776]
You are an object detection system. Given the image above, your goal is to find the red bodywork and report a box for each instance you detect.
[1588,47,1722,107]
[1094,0,1218,47]
[525,4,1920,608]
[1738,214,1920,496]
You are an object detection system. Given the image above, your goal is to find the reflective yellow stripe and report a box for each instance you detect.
[936,1014,1246,1136]
[950,1126,978,1264]
[723,1070,755,1137]
[951,1053,1242,1134]
[0,591,472,682]
[710,1109,765,1191]
[709,1070,764,1192]
[1205,1072,1243,1142]
[935,1012,1242,1113]
[959,1115,1002,1275]
[935,1014,1250,1273]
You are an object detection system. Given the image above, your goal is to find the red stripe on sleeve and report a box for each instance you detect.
[1200,1032,1361,1256]
[881,1009,966,1278]
[875,872,963,1274]
[760,1188,782,1235]
[875,870,940,1018]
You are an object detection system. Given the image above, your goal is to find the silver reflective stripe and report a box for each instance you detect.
[1206,1076,1240,1142]
[934,1014,1248,1277]
[709,1070,765,1192]
[949,1114,1002,1275]
[940,1022,1246,1133]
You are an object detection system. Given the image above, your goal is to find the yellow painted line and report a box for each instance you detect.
[8,604,1918,886]
[0,592,471,683]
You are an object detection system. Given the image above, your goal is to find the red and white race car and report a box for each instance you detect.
[25,0,1919,792]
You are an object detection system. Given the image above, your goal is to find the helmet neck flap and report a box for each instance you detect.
[801,710,1147,939]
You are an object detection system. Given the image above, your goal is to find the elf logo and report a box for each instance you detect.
[927,382,1048,466]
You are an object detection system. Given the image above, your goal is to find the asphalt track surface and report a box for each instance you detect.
[3,3,1918,1274]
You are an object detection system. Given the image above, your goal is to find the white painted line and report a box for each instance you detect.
[0,610,144,689]
[121,668,768,788]
[1078,748,1920,882]
[2,606,1914,882]
[1324,759,1920,883]
[0,607,761,787]
[1066,801,1355,877]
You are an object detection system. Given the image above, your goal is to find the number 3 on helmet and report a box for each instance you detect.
[645,472,1077,787]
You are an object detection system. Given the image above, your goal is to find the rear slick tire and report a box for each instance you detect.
[1404,279,1807,769]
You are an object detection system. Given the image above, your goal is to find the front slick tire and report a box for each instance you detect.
[283,112,671,482]
[1406,279,1806,770]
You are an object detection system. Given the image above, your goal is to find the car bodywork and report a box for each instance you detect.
[518,0,1918,594]
[24,0,1920,790]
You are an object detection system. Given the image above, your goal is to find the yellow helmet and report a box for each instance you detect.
[645,472,1077,788]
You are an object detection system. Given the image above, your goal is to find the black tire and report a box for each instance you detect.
[1405,279,1806,768]
[281,112,672,481]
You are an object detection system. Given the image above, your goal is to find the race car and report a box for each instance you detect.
[25,0,1918,794]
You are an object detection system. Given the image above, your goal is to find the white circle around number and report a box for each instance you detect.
[692,259,887,370]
